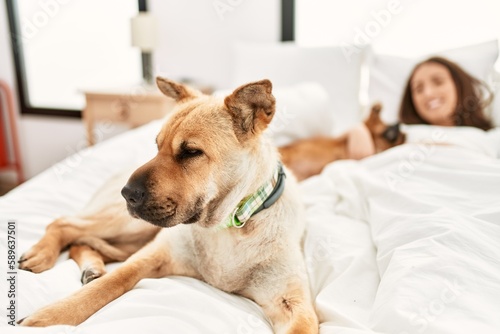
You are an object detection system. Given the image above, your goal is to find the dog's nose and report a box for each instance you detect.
[121,181,146,207]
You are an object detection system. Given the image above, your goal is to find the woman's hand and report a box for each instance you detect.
[347,123,375,160]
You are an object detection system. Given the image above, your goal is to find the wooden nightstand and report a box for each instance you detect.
[83,86,175,146]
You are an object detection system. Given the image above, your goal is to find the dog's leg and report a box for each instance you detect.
[19,201,157,273]
[69,245,108,285]
[19,217,87,273]
[19,230,197,327]
[20,241,168,326]
[70,241,147,284]
[242,275,318,334]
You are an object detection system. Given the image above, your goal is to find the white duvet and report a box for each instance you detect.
[1,121,499,334]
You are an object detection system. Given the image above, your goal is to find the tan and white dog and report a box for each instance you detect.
[18,78,319,333]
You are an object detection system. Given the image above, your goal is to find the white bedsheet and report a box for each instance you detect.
[1,121,500,333]
[302,132,500,334]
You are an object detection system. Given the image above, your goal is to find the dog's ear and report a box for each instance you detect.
[156,77,201,102]
[224,79,276,141]
[364,102,383,129]
[368,102,382,119]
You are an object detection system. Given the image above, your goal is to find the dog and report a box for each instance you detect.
[278,103,406,181]
[18,78,319,333]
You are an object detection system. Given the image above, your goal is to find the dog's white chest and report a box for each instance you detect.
[191,230,264,293]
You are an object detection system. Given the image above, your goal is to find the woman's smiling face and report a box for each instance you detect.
[410,62,458,126]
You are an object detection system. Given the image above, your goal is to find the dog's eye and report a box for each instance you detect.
[177,147,204,160]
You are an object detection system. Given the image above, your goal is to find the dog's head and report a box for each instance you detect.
[364,103,406,153]
[121,78,277,228]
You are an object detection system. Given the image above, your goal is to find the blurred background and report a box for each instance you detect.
[0,0,499,189]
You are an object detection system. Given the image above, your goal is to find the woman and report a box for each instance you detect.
[348,56,495,159]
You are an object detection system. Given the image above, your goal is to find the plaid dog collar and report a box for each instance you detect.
[218,162,286,230]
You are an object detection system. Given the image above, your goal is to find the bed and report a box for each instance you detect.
[2,40,500,334]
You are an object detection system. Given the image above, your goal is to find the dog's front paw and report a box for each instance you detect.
[18,244,59,273]
[18,313,59,327]
[18,304,80,327]
[18,315,50,327]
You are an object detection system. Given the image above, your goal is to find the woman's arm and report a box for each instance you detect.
[346,123,375,160]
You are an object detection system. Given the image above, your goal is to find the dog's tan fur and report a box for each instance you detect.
[279,103,406,181]
[19,78,318,333]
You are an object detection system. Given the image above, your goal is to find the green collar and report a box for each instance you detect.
[217,162,286,230]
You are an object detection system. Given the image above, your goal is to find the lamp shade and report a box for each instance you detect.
[131,13,158,52]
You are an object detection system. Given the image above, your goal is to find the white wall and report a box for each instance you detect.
[0,0,280,180]
[296,0,500,59]
[150,0,280,89]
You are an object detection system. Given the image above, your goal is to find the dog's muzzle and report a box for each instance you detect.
[382,123,401,143]
[121,174,179,226]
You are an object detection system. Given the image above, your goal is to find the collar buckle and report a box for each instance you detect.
[231,206,246,228]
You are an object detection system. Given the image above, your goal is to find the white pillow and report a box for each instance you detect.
[266,82,332,146]
[213,82,332,147]
[368,39,499,124]
[232,41,365,135]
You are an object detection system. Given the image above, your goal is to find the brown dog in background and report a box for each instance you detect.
[279,104,406,181]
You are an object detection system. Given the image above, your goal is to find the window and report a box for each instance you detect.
[6,0,144,117]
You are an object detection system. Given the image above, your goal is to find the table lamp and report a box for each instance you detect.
[131,12,158,85]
